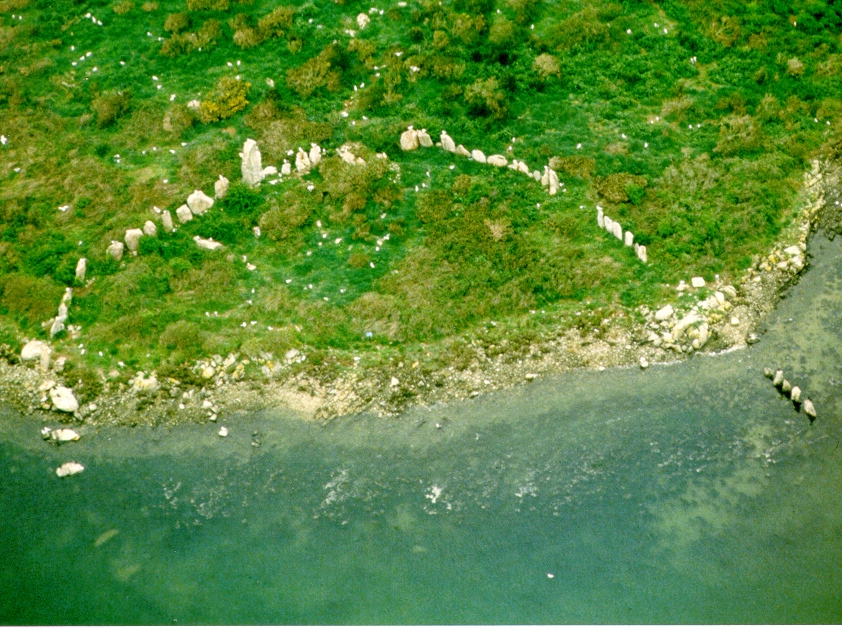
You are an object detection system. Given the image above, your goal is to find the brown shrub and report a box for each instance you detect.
[164,12,189,33]
[91,90,131,128]
[198,76,250,123]
[0,274,62,323]
[112,1,134,14]
[549,155,596,178]
[594,173,648,203]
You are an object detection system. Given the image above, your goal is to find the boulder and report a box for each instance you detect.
[624,231,634,247]
[75,258,86,284]
[56,461,84,477]
[162,210,174,232]
[440,131,456,153]
[261,166,278,177]
[672,312,701,339]
[132,372,159,393]
[400,128,419,151]
[176,204,193,224]
[187,190,214,216]
[218,426,229,437]
[691,276,706,288]
[417,129,433,148]
[194,235,223,251]
[455,144,471,157]
[471,149,487,163]
[295,148,311,172]
[803,399,816,421]
[639,357,649,369]
[107,240,124,261]
[143,220,157,237]
[487,154,508,167]
[125,228,143,253]
[214,175,229,199]
[240,138,263,187]
[49,386,79,413]
[309,143,322,166]
[51,428,80,442]
[654,305,674,321]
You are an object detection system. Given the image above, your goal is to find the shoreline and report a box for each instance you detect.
[0,159,834,428]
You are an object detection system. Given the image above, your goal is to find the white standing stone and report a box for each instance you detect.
[187,190,214,216]
[356,12,370,29]
[240,138,263,187]
[50,386,79,413]
[281,160,291,176]
[214,175,230,199]
[455,144,471,157]
[176,204,193,224]
[517,161,530,175]
[400,128,419,151]
[547,168,559,195]
[295,148,311,172]
[75,258,86,283]
[21,340,51,365]
[624,231,634,247]
[654,305,674,321]
[604,216,614,233]
[471,149,487,163]
[597,207,604,228]
[638,245,648,263]
[613,221,623,240]
[143,220,157,236]
[487,154,507,167]
[125,228,143,253]
[417,129,433,148]
[107,240,124,261]
[772,370,784,387]
[194,235,223,251]
[803,399,816,420]
[691,276,706,288]
[790,386,802,403]
[309,143,322,166]
[440,131,456,153]
[161,210,174,232]
[56,462,84,477]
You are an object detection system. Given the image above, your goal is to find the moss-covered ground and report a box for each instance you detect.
[1,0,841,393]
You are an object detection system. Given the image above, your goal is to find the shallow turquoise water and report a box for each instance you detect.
[2,238,841,624]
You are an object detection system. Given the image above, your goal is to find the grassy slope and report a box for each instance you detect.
[1,0,840,395]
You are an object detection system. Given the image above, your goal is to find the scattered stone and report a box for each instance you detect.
[125,228,143,252]
[654,305,674,321]
[784,245,801,256]
[202,365,215,379]
[176,205,193,223]
[162,210,174,232]
[471,149,487,163]
[803,399,816,421]
[143,220,157,236]
[214,175,229,199]
[440,131,456,153]
[218,426,228,437]
[525,373,537,381]
[763,368,774,379]
[56,461,84,477]
[772,370,784,387]
[50,428,80,442]
[487,154,507,167]
[639,357,649,369]
[75,258,86,284]
[721,285,737,299]
[390,376,400,387]
[107,240,124,261]
[187,190,214,216]
[193,235,223,251]
[240,138,263,187]
[790,386,802,403]
[49,386,79,413]
[691,276,706,288]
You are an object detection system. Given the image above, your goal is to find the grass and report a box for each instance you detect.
[0,0,840,382]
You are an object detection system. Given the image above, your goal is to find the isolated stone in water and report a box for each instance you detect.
[56,461,84,477]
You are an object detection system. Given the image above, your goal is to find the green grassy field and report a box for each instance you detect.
[1,0,840,393]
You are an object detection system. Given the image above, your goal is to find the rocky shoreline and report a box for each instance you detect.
[0,159,834,429]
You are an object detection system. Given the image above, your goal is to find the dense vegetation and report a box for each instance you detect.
[1,0,841,384]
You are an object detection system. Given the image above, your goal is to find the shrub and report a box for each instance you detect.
[233,27,262,49]
[257,5,295,38]
[221,182,264,220]
[714,115,761,156]
[141,1,158,11]
[113,1,134,15]
[0,274,62,324]
[91,90,131,128]
[549,155,595,179]
[533,53,560,80]
[199,76,250,123]
[258,189,313,240]
[162,103,195,134]
[594,173,648,203]
[186,0,228,10]
[464,77,507,119]
[286,49,341,98]
[159,320,203,352]
[164,12,189,33]
[347,251,370,268]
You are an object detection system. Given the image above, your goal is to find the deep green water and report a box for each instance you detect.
[2,238,842,624]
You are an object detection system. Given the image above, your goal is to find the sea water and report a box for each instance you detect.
[2,238,841,624]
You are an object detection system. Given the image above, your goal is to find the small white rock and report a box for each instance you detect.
[218,426,229,437]
[56,461,84,477]
[51,428,80,442]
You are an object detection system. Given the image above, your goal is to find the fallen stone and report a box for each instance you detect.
[75,258,86,284]
[691,276,706,288]
[440,131,456,153]
[194,235,223,251]
[51,428,80,442]
[123,230,141,253]
[654,305,674,321]
[214,175,229,199]
[240,138,263,187]
[187,190,214,216]
[471,149,486,163]
[49,386,79,413]
[143,220,157,236]
[487,154,507,167]
[763,368,774,379]
[162,210,174,232]
[56,461,84,477]
[261,166,278,177]
[22,340,51,365]
[176,204,193,224]
[107,240,124,260]
[803,399,816,421]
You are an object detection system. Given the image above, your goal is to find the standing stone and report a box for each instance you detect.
[440,131,456,153]
[604,217,614,233]
[638,245,648,263]
[187,190,214,216]
[624,231,634,247]
[295,148,311,173]
[107,240,124,261]
[790,386,802,403]
[417,129,433,148]
[125,228,143,253]
[803,399,816,421]
[400,128,419,151]
[487,155,507,167]
[597,207,604,229]
[176,204,193,224]
[517,161,530,175]
[455,144,471,158]
[782,379,792,396]
[613,221,623,240]
[547,168,559,195]
[240,138,263,187]
[309,143,322,166]
[143,220,157,236]
[162,210,174,232]
[356,12,370,29]
[772,370,784,387]
[281,160,292,176]
[214,175,230,199]
[471,149,487,163]
[75,258,86,284]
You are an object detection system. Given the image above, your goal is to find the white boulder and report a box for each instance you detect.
[75,258,86,284]
[214,175,229,199]
[107,240,124,261]
[50,386,79,413]
[295,148,311,172]
[240,138,263,187]
[21,340,52,368]
[187,190,214,216]
[143,220,157,236]
[125,228,143,253]
[309,143,322,166]
[440,131,456,153]
[176,204,193,224]
[56,461,84,477]
[162,210,174,232]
